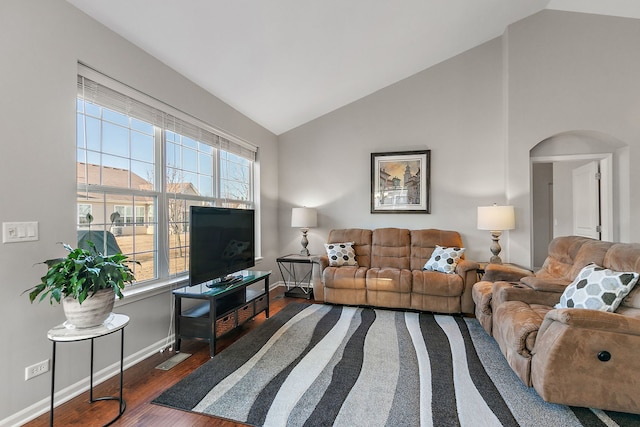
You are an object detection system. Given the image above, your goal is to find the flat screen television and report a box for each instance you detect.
[189,206,255,286]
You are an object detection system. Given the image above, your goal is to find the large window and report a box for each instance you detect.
[76,66,257,284]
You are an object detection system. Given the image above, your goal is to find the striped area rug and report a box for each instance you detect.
[153,303,640,426]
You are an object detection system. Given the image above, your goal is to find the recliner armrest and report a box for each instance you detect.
[520,276,569,293]
[313,255,329,271]
[482,263,534,282]
[540,308,640,337]
[493,281,562,307]
[455,259,479,275]
[311,255,329,302]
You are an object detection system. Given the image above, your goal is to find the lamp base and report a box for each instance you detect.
[300,228,310,256]
[489,231,503,264]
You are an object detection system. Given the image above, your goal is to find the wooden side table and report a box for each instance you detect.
[47,313,129,426]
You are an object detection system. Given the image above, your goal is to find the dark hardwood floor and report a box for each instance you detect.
[25,287,313,427]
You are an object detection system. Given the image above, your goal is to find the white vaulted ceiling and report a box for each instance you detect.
[65,0,640,135]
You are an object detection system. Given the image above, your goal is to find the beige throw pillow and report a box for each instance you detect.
[324,242,358,267]
[555,263,639,312]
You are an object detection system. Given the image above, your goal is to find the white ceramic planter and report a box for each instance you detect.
[62,288,115,328]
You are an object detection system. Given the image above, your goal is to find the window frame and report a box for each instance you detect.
[78,203,92,224]
[76,64,259,292]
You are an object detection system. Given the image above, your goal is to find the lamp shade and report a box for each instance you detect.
[291,207,317,228]
[477,205,515,231]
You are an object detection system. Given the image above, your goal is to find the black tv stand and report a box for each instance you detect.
[173,271,271,357]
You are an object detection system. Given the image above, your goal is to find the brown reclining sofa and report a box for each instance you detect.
[312,227,478,314]
[473,235,640,413]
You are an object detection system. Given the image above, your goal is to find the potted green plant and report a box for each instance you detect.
[25,242,137,328]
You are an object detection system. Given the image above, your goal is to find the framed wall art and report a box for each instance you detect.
[371,150,430,213]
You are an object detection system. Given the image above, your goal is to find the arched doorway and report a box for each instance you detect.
[529,130,626,269]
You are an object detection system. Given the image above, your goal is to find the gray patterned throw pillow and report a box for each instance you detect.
[555,263,640,312]
[324,242,358,267]
[423,245,465,274]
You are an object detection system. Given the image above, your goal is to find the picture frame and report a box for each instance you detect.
[371,150,430,213]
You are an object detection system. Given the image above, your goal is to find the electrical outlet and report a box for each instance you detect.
[25,359,49,381]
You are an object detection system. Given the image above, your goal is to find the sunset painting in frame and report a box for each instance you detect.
[371,150,430,213]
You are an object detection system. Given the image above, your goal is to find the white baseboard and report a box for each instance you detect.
[1,338,169,427]
[272,280,315,290]
[271,280,285,290]
[3,284,290,427]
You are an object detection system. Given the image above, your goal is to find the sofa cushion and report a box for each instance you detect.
[566,240,614,280]
[327,229,372,268]
[423,245,465,274]
[409,229,464,271]
[539,236,595,281]
[324,242,358,266]
[555,263,640,312]
[604,242,640,309]
[366,268,412,293]
[323,266,368,289]
[370,228,410,269]
[412,270,463,296]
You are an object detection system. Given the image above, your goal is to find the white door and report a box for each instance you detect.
[572,161,600,239]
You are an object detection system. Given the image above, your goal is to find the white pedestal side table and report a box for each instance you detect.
[47,313,129,426]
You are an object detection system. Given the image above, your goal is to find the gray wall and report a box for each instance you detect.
[0,0,278,423]
[531,162,553,268]
[507,10,640,264]
[279,10,640,267]
[278,37,506,262]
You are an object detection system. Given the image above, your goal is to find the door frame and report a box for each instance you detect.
[530,153,613,265]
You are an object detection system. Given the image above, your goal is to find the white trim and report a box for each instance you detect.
[2,336,170,427]
[4,268,273,427]
[530,152,615,266]
[118,256,267,305]
[117,275,188,306]
[599,155,614,241]
[530,153,611,163]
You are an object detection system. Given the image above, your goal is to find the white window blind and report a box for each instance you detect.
[77,65,257,162]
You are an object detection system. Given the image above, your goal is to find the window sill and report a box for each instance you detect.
[115,275,188,307]
[114,257,265,307]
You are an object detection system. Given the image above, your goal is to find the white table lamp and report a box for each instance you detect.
[477,204,515,264]
[291,207,317,256]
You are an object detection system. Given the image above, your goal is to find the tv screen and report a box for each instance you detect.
[189,206,255,286]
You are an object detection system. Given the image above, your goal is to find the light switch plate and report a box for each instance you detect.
[2,222,39,243]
